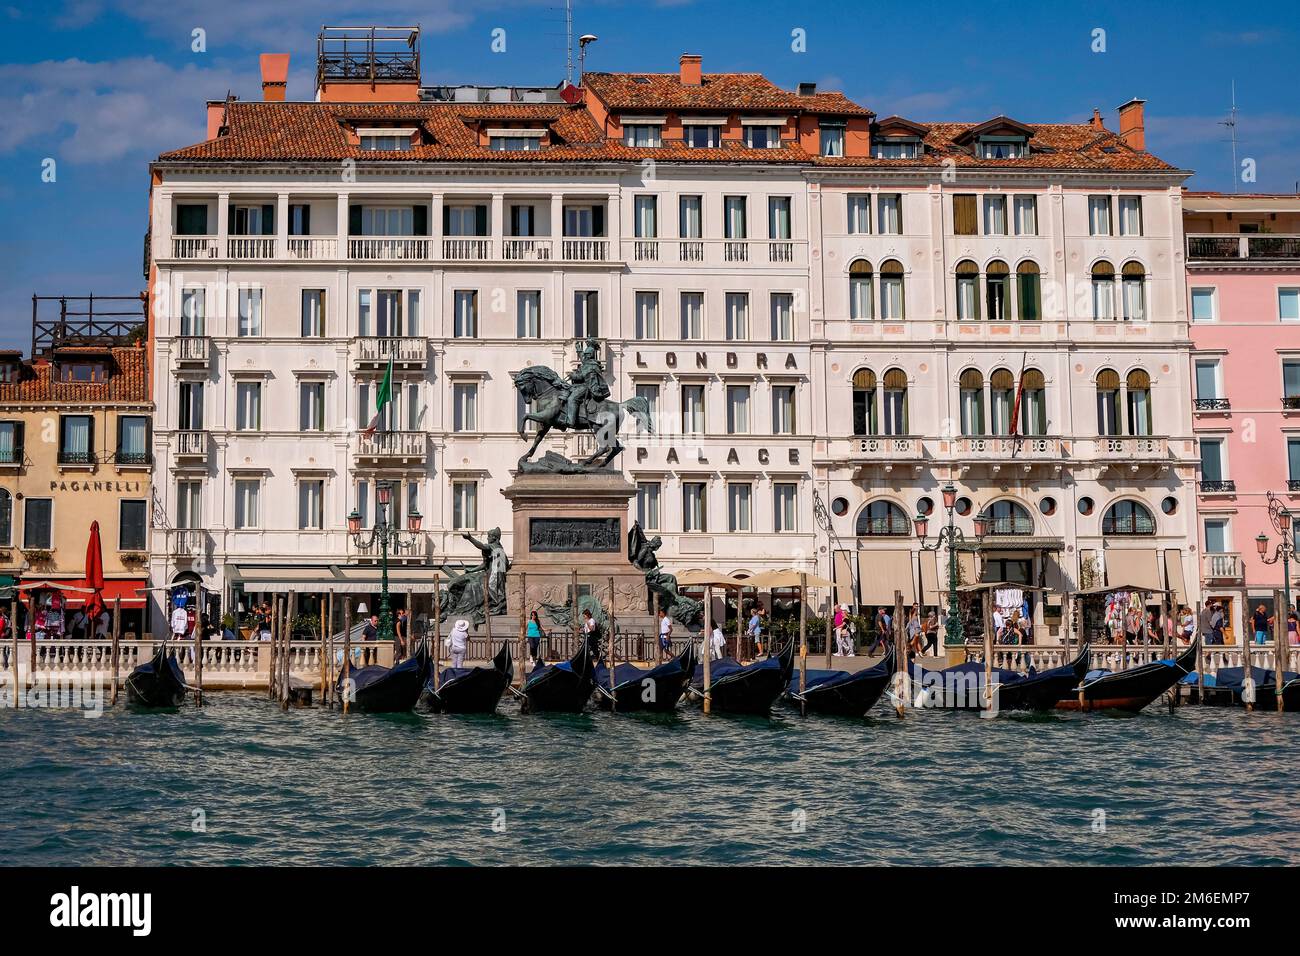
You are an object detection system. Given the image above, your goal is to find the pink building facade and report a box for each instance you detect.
[1186,192,1300,642]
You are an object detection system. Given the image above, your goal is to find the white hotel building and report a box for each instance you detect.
[145,32,1197,639]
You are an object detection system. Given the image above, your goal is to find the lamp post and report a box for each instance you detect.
[1256,493,1295,632]
[915,483,988,646]
[347,479,422,644]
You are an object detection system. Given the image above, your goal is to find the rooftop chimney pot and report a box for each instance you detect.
[1089,108,1103,130]
[1116,97,1146,152]
[679,54,702,86]
[798,82,817,97]
[260,53,290,102]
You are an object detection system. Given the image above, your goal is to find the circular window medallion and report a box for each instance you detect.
[1039,497,1057,516]
[1078,496,1094,516]
[917,496,935,516]
[831,497,849,517]
[1161,496,1178,515]
[955,497,973,516]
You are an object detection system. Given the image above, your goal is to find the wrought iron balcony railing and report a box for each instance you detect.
[1193,397,1231,411]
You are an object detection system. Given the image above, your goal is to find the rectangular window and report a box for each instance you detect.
[59,414,93,464]
[358,289,372,336]
[298,480,324,530]
[175,203,208,235]
[1119,196,1143,236]
[679,196,703,238]
[635,384,659,425]
[724,196,747,239]
[301,290,325,337]
[623,124,662,147]
[454,290,478,337]
[1289,439,1300,482]
[681,385,705,434]
[452,481,478,530]
[1088,196,1113,236]
[234,479,260,530]
[881,273,904,320]
[238,288,263,337]
[953,194,978,235]
[23,498,52,549]
[636,481,661,530]
[680,292,705,340]
[635,292,659,340]
[563,205,596,237]
[517,290,541,338]
[773,483,797,533]
[360,134,411,151]
[744,125,781,149]
[772,385,796,434]
[633,195,658,238]
[1204,518,1229,554]
[847,195,871,235]
[1284,361,1300,401]
[299,381,325,431]
[180,288,206,336]
[770,293,794,341]
[1200,438,1225,483]
[116,415,148,465]
[489,136,541,151]
[982,195,1007,235]
[1013,196,1038,236]
[728,483,752,532]
[119,499,147,551]
[1280,288,1300,322]
[820,124,845,157]
[178,381,204,430]
[725,292,750,341]
[176,480,201,529]
[874,140,920,159]
[0,421,22,465]
[877,194,902,234]
[235,382,261,431]
[682,482,708,532]
[375,289,403,337]
[445,205,485,237]
[289,203,311,236]
[574,291,599,338]
[453,383,478,432]
[768,196,792,240]
[726,385,750,434]
[1191,288,1217,322]
[510,204,535,237]
[1195,360,1221,400]
[231,204,270,236]
[684,125,720,148]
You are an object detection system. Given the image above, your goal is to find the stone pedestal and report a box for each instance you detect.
[501,470,648,616]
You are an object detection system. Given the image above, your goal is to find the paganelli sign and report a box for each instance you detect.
[529,517,622,553]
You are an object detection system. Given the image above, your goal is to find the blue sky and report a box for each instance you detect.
[1,0,1297,348]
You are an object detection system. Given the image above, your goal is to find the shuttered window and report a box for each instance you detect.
[953,194,978,235]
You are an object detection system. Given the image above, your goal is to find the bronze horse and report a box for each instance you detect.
[513,365,653,466]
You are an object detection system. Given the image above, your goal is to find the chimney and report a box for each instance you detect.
[1089,108,1103,130]
[679,54,702,86]
[1116,98,1146,151]
[260,53,290,102]
[798,82,817,97]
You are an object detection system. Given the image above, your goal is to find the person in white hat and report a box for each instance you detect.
[445,619,470,669]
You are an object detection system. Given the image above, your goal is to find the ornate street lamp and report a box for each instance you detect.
[1257,493,1295,633]
[916,484,985,646]
[346,479,408,643]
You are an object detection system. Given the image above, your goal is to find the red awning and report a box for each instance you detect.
[20,578,147,605]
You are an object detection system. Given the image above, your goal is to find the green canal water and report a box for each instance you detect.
[1,695,1296,866]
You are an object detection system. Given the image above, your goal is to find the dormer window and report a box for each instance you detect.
[743,124,782,149]
[623,123,662,147]
[488,128,544,151]
[59,361,108,384]
[357,128,416,151]
[0,362,18,384]
[977,136,1027,159]
[873,139,921,159]
[681,117,724,148]
[819,121,845,157]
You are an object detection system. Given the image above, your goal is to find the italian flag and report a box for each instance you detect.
[362,356,393,438]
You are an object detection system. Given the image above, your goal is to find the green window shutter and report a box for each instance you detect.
[474,205,488,236]
[592,205,605,237]
[348,205,362,236]
[413,205,429,236]
[13,422,24,462]
[227,204,236,235]
[442,206,451,236]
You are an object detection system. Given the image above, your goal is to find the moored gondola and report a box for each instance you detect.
[1198,664,1300,710]
[1055,639,1198,713]
[594,643,696,713]
[522,642,595,713]
[419,643,513,714]
[995,642,1092,711]
[124,642,187,708]
[337,640,432,713]
[690,639,795,715]
[914,643,1089,712]
[784,644,896,717]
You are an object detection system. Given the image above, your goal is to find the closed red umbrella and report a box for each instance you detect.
[83,520,106,626]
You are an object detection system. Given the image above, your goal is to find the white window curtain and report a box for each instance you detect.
[1119,197,1143,236]
[181,289,205,336]
[683,483,707,532]
[453,482,478,530]
[681,293,704,340]
[726,386,750,434]
[881,277,904,320]
[636,482,661,530]
[847,195,871,235]
[634,195,658,238]
[773,484,797,532]
[679,196,702,238]
[376,290,402,336]
[177,481,201,529]
[634,292,659,340]
[454,291,478,337]
[1122,276,1146,321]
[768,197,792,240]
[238,289,262,337]
[298,481,324,530]
[299,382,324,431]
[960,388,986,436]
[235,382,261,431]
[363,206,413,236]
[726,293,749,340]
[982,195,1007,235]
[956,276,979,320]
[728,484,752,532]
[682,385,705,433]
[301,290,324,337]
[770,293,794,341]
[1088,196,1112,236]
[772,386,795,434]
[724,197,747,239]
[877,194,902,234]
[850,273,874,320]
[517,291,541,338]
[1013,196,1037,236]
[234,480,260,529]
[453,383,478,432]
[1092,278,1116,320]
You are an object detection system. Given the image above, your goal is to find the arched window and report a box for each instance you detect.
[880,260,905,320]
[990,368,1015,434]
[1102,500,1156,536]
[1096,368,1121,436]
[882,367,908,434]
[1019,368,1047,435]
[1121,261,1146,321]
[959,368,985,436]
[955,260,980,321]
[986,260,1009,321]
[849,260,874,320]
[852,368,877,436]
[1091,261,1116,320]
[1127,369,1152,436]
[1017,261,1041,321]
[856,499,910,536]
[985,499,1032,535]
[0,489,10,547]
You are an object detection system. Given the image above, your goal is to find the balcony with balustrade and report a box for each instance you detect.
[820,435,925,473]
[622,238,807,268]
[354,430,428,467]
[169,528,209,558]
[1187,234,1300,264]
[1201,551,1244,585]
[950,435,1062,474]
[174,335,210,369]
[352,336,427,370]
[1083,435,1169,469]
[172,430,209,467]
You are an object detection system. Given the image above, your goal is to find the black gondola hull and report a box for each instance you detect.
[995,644,1092,711]
[788,646,896,717]
[339,644,431,713]
[692,641,795,715]
[1056,641,1197,713]
[420,644,513,713]
[124,645,186,708]
[523,644,595,713]
[596,645,696,713]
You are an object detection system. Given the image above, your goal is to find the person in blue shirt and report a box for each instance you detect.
[526,610,545,663]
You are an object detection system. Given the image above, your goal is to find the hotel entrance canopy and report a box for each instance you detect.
[229,566,442,593]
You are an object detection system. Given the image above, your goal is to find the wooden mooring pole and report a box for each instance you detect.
[342,599,352,714]
[982,588,994,715]
[571,568,579,658]
[268,598,279,701]
[607,576,617,713]
[824,586,833,669]
[798,573,808,718]
[1276,588,1289,713]
[1195,600,1206,705]
[512,571,523,689]
[893,589,905,718]
[652,590,661,665]
[319,593,327,706]
[10,596,19,709]
[702,585,712,714]
[433,572,443,691]
[110,596,121,707]
[282,591,295,710]
[192,598,203,707]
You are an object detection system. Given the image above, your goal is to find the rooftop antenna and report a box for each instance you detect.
[1219,80,1239,193]
[565,0,574,86]
[578,34,598,85]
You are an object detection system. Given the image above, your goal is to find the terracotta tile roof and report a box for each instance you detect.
[156,97,1181,173]
[0,347,149,405]
[582,72,838,112]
